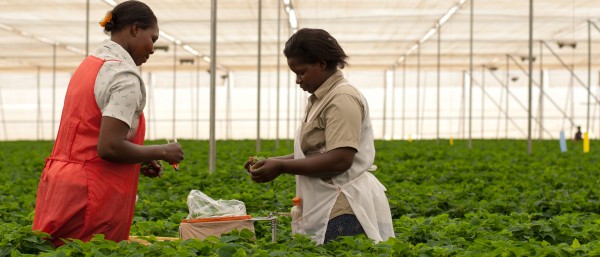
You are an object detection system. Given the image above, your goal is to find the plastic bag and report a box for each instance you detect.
[186,190,247,220]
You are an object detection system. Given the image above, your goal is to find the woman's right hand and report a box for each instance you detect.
[162,142,184,164]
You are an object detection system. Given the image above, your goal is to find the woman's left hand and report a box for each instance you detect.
[141,160,163,178]
[249,159,283,183]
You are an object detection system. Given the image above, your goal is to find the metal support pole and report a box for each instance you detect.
[461,71,466,139]
[37,66,42,140]
[86,0,90,56]
[505,55,509,138]
[52,44,57,139]
[190,72,194,139]
[487,69,551,138]
[402,59,406,139]
[527,0,533,153]
[588,20,592,133]
[468,0,473,148]
[382,70,387,138]
[226,71,232,139]
[495,71,504,139]
[539,41,544,139]
[508,55,576,128]
[481,65,485,138]
[571,67,575,135]
[256,0,262,153]
[275,0,281,149]
[209,0,218,172]
[472,77,528,137]
[293,74,298,138]
[172,41,177,139]
[287,69,291,142]
[416,46,421,139]
[196,56,201,139]
[0,79,6,140]
[436,26,441,142]
[147,72,153,139]
[391,67,396,140]
[540,41,600,105]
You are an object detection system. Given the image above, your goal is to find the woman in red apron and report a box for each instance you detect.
[33,1,184,247]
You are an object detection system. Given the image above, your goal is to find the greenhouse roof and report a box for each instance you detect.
[0,0,599,72]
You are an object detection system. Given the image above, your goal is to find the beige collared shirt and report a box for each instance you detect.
[300,70,365,219]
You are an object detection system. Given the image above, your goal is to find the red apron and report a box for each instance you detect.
[33,55,146,247]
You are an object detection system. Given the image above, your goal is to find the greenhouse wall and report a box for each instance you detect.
[0,68,597,140]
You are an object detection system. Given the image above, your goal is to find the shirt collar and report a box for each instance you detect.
[95,39,137,67]
[312,70,345,100]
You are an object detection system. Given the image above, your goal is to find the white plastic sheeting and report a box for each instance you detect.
[0,0,598,72]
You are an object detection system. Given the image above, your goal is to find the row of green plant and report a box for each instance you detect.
[1,139,599,256]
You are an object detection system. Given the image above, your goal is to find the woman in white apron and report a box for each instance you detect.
[246,28,394,244]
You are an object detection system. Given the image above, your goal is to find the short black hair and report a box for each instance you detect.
[104,0,157,34]
[283,28,348,70]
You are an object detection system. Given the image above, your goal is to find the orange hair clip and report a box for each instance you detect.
[99,11,113,27]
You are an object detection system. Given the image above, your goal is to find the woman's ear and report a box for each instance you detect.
[130,23,139,37]
[318,60,327,71]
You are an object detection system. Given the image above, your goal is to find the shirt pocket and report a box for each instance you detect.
[301,118,326,154]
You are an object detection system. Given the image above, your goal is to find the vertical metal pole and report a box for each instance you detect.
[267,74,271,139]
[587,20,592,133]
[436,26,441,142]
[226,71,232,139]
[382,70,387,138]
[505,55,509,138]
[391,67,396,140]
[416,46,421,138]
[172,41,177,139]
[190,71,194,139]
[461,71,466,138]
[294,73,298,138]
[147,72,153,139]
[287,69,291,142]
[144,72,154,138]
[275,0,281,148]
[495,69,504,139]
[52,44,57,139]
[570,66,575,135]
[481,65,485,138]
[527,0,533,153]
[0,78,6,140]
[468,0,473,148]
[85,0,90,56]
[256,0,262,153]
[402,59,406,139]
[209,0,218,171]
[37,66,42,140]
[539,41,544,139]
[196,56,201,139]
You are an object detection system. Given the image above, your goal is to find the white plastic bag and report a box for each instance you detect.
[186,190,247,219]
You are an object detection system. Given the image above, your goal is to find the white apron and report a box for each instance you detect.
[294,82,395,244]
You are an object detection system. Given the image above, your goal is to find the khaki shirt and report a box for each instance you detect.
[300,70,364,219]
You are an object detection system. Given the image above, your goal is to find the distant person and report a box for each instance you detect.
[575,126,583,141]
[244,28,394,244]
[33,0,183,247]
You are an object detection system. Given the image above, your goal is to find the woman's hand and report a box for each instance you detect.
[243,156,255,172]
[141,160,163,177]
[162,142,184,164]
[248,159,284,183]
[244,156,267,172]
